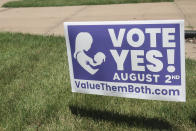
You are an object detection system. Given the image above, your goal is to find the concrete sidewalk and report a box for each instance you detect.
[0,0,196,60]
[0,0,195,36]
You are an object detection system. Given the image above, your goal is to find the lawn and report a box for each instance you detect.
[3,0,173,7]
[0,32,196,130]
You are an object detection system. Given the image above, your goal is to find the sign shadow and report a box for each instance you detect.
[190,113,196,126]
[69,105,173,130]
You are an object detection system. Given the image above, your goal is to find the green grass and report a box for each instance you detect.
[3,0,173,8]
[0,32,196,130]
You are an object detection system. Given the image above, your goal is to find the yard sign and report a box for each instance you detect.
[64,20,185,102]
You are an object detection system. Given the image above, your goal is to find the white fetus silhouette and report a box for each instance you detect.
[74,32,106,75]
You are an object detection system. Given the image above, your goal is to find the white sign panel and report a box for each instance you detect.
[64,20,185,102]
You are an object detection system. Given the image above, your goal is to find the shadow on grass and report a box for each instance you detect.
[190,114,196,126]
[69,105,172,130]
